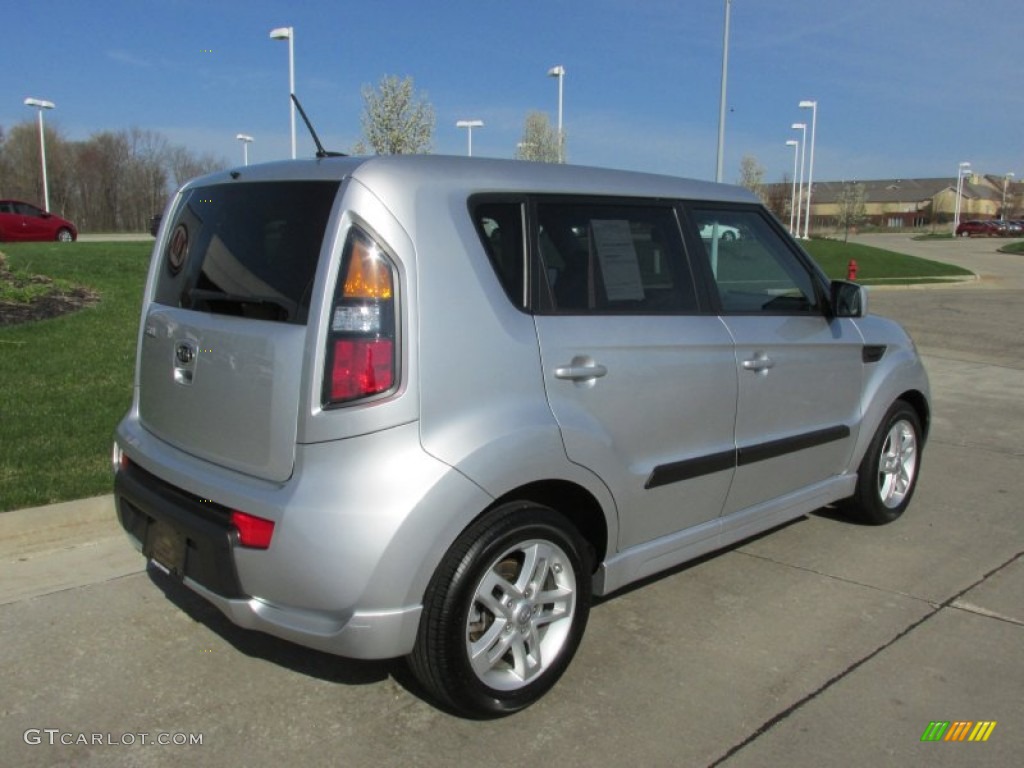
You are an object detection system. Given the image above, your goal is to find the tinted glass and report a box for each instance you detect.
[153,181,340,324]
[473,201,526,306]
[690,208,820,314]
[534,201,697,314]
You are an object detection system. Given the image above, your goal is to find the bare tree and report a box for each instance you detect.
[835,182,867,242]
[764,174,792,224]
[356,75,435,155]
[514,112,560,163]
[1,120,225,232]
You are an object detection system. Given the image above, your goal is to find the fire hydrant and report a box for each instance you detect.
[847,259,858,281]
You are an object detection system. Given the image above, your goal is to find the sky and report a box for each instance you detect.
[3,0,1022,186]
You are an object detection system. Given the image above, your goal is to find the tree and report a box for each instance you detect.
[1,120,225,232]
[737,155,766,202]
[514,112,560,163]
[835,182,867,242]
[357,75,435,155]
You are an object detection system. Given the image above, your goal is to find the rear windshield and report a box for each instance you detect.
[153,181,340,324]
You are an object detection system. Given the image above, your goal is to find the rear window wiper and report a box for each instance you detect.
[185,289,298,320]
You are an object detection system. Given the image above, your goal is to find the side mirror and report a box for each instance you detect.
[830,280,867,318]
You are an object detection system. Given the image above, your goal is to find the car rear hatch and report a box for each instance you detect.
[137,178,341,483]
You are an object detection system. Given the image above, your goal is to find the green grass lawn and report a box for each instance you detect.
[0,235,975,513]
[0,241,151,511]
[803,239,973,283]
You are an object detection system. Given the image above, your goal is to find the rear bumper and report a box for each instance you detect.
[115,457,424,658]
[115,459,244,598]
[113,417,492,660]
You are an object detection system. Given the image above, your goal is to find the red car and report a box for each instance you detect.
[0,199,77,242]
[955,219,1000,237]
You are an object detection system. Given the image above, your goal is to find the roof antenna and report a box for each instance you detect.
[290,94,347,158]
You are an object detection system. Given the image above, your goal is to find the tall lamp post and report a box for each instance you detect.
[791,122,807,238]
[1001,172,1015,221]
[799,99,817,239]
[455,120,483,156]
[269,26,296,159]
[236,134,254,166]
[953,161,971,235]
[547,65,565,163]
[786,139,800,235]
[715,0,732,182]
[23,97,55,211]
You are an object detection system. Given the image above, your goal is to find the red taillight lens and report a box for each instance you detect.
[329,338,394,401]
[324,228,397,407]
[231,511,275,549]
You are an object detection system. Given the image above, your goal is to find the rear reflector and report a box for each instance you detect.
[231,511,275,549]
[330,338,394,401]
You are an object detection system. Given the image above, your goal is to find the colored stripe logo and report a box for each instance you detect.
[921,721,997,742]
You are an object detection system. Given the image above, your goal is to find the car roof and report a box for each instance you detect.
[184,155,760,205]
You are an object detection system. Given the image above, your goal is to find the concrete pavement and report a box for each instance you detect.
[0,234,1020,766]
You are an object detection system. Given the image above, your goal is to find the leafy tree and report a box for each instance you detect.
[514,112,561,163]
[835,182,867,242]
[356,75,435,155]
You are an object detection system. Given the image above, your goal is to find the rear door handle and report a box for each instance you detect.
[555,361,608,381]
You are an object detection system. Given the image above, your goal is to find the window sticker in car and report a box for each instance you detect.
[167,223,189,275]
[589,219,644,301]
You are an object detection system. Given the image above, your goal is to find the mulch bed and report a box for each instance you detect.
[0,255,100,326]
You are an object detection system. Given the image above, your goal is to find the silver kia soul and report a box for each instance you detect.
[113,154,929,716]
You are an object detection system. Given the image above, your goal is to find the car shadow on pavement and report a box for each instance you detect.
[145,564,398,687]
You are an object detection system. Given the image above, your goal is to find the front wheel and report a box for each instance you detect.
[409,503,592,717]
[56,228,73,242]
[841,400,923,525]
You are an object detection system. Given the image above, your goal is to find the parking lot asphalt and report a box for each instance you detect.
[0,234,1020,767]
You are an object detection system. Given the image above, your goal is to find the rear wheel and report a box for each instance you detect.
[56,228,73,242]
[409,502,592,717]
[842,400,922,525]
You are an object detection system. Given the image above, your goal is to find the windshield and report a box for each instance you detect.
[153,180,340,324]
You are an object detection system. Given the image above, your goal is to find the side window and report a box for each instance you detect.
[15,202,42,217]
[533,201,697,314]
[472,201,526,307]
[690,207,821,314]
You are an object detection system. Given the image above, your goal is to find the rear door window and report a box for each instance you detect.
[532,200,698,314]
[153,181,340,324]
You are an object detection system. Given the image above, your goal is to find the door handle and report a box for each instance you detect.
[555,362,608,381]
[742,355,775,373]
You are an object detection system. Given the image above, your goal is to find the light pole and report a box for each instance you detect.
[799,99,817,239]
[715,0,732,182]
[236,134,254,166]
[23,97,55,211]
[547,65,565,162]
[269,26,296,159]
[953,161,971,234]
[792,122,807,238]
[1001,172,1015,220]
[455,120,483,157]
[786,139,800,235]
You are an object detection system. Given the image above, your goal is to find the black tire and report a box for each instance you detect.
[841,400,923,525]
[408,502,592,718]
[56,228,73,242]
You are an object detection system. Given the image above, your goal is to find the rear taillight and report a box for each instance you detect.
[324,228,397,406]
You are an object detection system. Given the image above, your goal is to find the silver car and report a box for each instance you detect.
[113,155,929,717]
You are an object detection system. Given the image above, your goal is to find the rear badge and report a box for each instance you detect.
[167,223,189,275]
